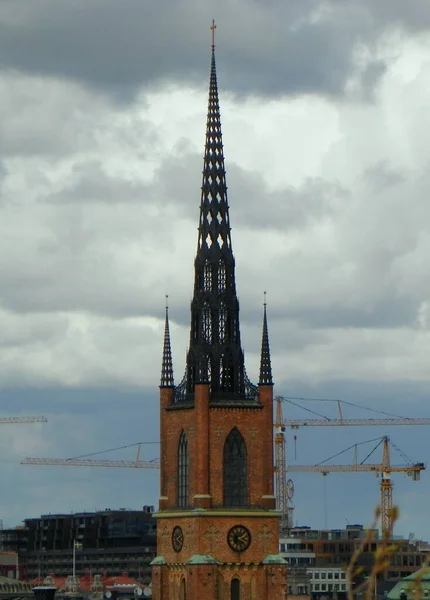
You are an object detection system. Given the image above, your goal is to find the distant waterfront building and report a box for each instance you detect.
[280,525,430,599]
[0,508,155,582]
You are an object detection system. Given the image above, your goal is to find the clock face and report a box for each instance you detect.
[172,526,184,552]
[227,525,251,553]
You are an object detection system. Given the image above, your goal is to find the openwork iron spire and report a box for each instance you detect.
[259,295,273,386]
[160,298,174,388]
[174,32,257,404]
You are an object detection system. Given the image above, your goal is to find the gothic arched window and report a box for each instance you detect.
[231,578,240,600]
[177,431,189,507]
[180,578,186,600]
[223,428,248,506]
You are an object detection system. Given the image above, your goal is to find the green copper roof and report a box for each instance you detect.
[186,554,221,565]
[150,556,167,566]
[387,567,430,600]
[263,554,287,564]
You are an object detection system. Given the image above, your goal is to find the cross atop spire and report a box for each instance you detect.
[160,296,174,388]
[210,19,217,49]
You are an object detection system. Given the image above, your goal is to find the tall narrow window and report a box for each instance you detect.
[217,574,224,600]
[223,428,248,506]
[179,578,186,600]
[231,578,240,600]
[178,431,189,507]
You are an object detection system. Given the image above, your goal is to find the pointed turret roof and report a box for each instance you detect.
[259,297,273,386]
[174,32,257,404]
[160,299,174,388]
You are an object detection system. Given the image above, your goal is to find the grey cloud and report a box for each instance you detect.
[152,151,350,231]
[0,0,414,101]
[47,161,151,205]
[364,161,406,191]
[228,168,349,231]
[0,146,425,333]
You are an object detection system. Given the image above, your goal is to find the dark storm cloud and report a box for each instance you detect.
[0,0,424,101]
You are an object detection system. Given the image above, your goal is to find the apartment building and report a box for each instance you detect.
[0,507,156,582]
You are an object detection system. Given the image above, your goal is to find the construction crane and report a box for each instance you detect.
[274,397,294,532]
[275,396,430,530]
[21,442,158,469]
[280,396,430,428]
[288,435,425,538]
[0,417,47,423]
[22,457,159,468]
[273,395,430,534]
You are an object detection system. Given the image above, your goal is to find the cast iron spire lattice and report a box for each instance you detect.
[174,27,257,404]
[160,297,174,388]
[259,294,273,386]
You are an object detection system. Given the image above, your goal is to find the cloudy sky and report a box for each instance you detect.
[1,0,430,543]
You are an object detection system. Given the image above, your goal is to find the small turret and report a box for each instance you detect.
[259,294,273,386]
[160,297,174,388]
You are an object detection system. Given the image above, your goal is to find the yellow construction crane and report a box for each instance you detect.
[0,417,47,423]
[21,442,158,469]
[288,435,425,538]
[279,396,430,428]
[274,395,430,533]
[274,397,294,532]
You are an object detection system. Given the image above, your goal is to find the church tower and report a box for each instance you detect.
[152,24,287,600]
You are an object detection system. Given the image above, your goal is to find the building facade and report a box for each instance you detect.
[280,526,430,599]
[1,508,156,581]
[151,36,287,600]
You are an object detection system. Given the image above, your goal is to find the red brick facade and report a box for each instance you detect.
[152,383,288,600]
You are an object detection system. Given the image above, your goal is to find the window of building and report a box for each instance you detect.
[314,584,320,591]
[223,428,248,507]
[231,578,240,600]
[321,572,326,579]
[179,578,186,600]
[321,584,327,591]
[314,573,320,580]
[328,572,333,579]
[177,431,189,507]
[334,572,339,579]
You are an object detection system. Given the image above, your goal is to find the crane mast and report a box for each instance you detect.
[275,397,293,531]
[380,436,392,539]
